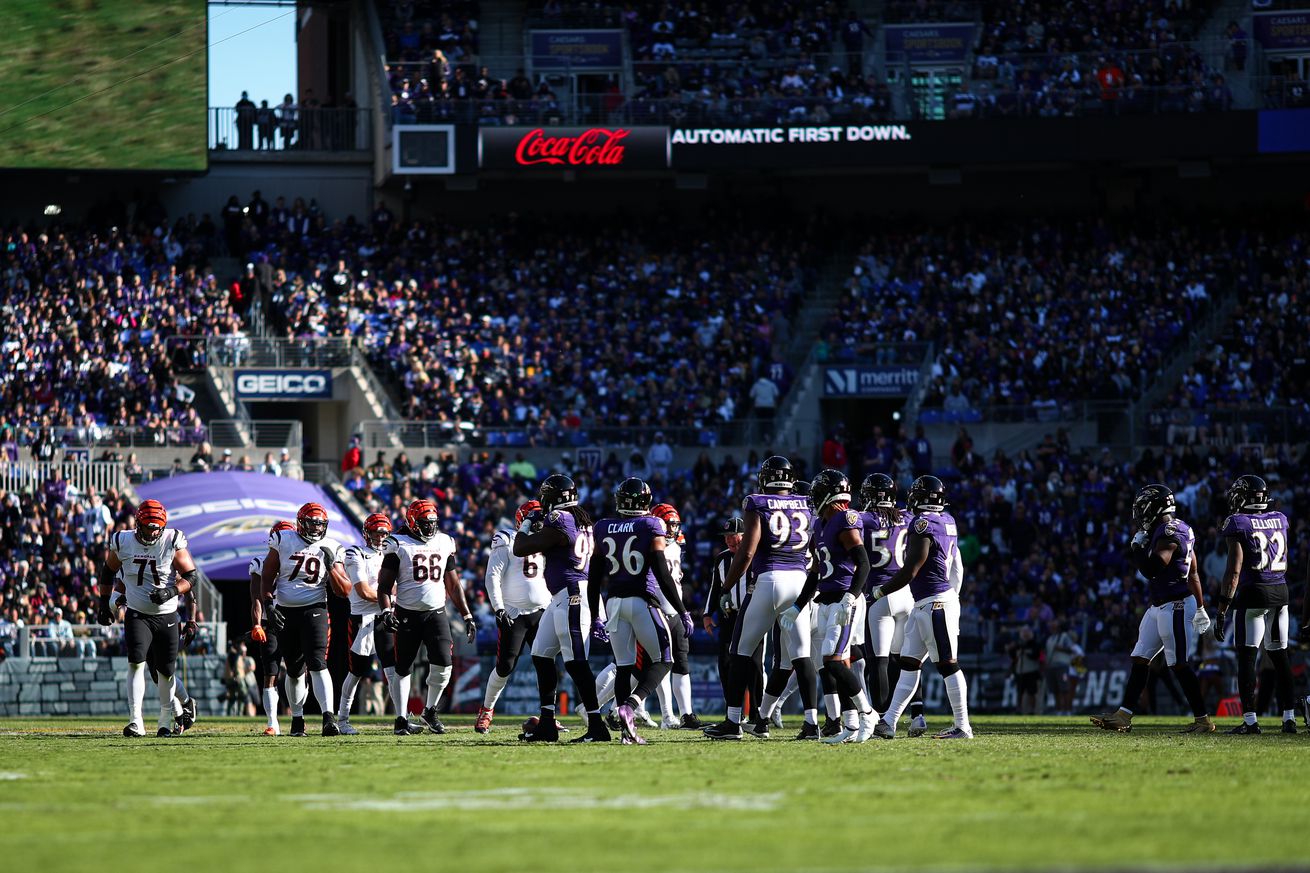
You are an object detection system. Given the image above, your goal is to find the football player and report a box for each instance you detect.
[376,499,475,735]
[476,500,550,734]
[250,520,294,736]
[860,473,927,736]
[702,518,764,720]
[784,470,875,744]
[652,502,700,729]
[589,479,693,743]
[513,474,604,743]
[1090,484,1215,734]
[1214,475,1295,734]
[109,580,198,734]
[96,500,198,737]
[870,476,974,739]
[259,503,351,737]
[704,456,821,741]
[332,513,392,728]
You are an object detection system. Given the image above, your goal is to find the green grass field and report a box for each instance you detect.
[1,715,1306,873]
[0,0,207,170]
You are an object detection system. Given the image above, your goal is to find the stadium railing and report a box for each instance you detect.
[14,622,226,660]
[1144,405,1310,446]
[16,425,208,450]
[358,418,768,451]
[917,400,1131,426]
[205,336,355,369]
[0,461,128,495]
[208,106,371,152]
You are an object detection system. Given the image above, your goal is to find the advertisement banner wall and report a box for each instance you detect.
[234,369,333,400]
[529,29,625,69]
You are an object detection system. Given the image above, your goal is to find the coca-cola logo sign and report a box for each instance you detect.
[480,126,670,170]
[514,128,630,166]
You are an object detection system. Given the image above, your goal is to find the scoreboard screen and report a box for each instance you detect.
[0,0,207,171]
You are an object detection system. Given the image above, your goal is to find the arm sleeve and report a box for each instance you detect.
[848,541,871,598]
[587,553,605,617]
[794,566,820,609]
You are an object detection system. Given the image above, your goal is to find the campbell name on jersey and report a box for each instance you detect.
[540,509,592,596]
[595,515,664,601]
[269,529,343,607]
[861,509,908,592]
[342,544,384,616]
[743,493,813,573]
[112,529,188,615]
[1222,511,1289,605]
[907,511,959,602]
[816,508,863,595]
[486,528,549,615]
[384,530,457,611]
[1143,517,1194,606]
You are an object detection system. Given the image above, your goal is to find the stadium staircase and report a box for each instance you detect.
[480,0,526,80]
[1196,0,1256,108]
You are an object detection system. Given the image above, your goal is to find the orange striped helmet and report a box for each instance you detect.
[514,499,542,527]
[135,500,168,545]
[651,503,682,541]
[406,499,439,541]
[297,502,329,543]
[363,512,393,549]
[269,520,295,537]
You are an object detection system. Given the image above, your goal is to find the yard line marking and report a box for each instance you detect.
[288,787,783,812]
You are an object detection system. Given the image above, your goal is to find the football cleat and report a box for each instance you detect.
[821,717,843,738]
[679,713,705,730]
[571,715,612,743]
[794,721,820,741]
[1180,717,1215,734]
[1226,722,1262,735]
[616,704,643,745]
[634,709,658,730]
[338,719,359,736]
[156,726,173,738]
[1090,710,1132,732]
[744,717,771,739]
[420,706,446,735]
[908,715,928,737]
[703,719,743,741]
[263,725,280,737]
[182,697,198,727]
[1303,696,1310,730]
[519,715,559,743]
[393,716,424,736]
[1283,719,1297,735]
[605,710,622,731]
[321,713,340,737]
[123,723,145,738]
[660,717,680,731]
[474,707,494,734]
[933,726,974,740]
[770,709,784,729]
[823,726,857,745]
[290,716,307,737]
[855,711,877,743]
[873,720,896,740]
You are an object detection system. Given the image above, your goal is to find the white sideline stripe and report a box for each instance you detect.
[0,771,27,780]
[288,787,782,812]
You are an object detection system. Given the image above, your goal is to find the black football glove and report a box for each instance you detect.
[464,615,477,643]
[495,609,512,631]
[264,601,286,633]
[379,609,399,632]
[149,584,179,605]
[1213,609,1228,643]
[96,600,115,627]
[180,620,199,646]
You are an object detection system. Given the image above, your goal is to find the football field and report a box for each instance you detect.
[0,715,1304,873]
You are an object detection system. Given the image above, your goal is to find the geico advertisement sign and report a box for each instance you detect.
[234,370,332,399]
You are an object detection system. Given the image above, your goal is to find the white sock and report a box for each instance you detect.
[262,686,279,728]
[824,693,840,720]
[386,669,407,717]
[594,663,616,709]
[760,692,780,719]
[804,708,819,726]
[127,662,147,728]
[655,672,674,721]
[778,672,798,706]
[943,671,971,731]
[174,676,189,706]
[310,669,334,715]
[1119,707,1134,717]
[484,669,512,709]
[883,669,921,729]
[426,665,452,709]
[851,658,868,701]
[339,673,361,719]
[842,708,858,729]
[672,672,693,716]
[156,673,176,729]
[726,705,743,724]
[854,689,874,717]
[1244,712,1258,725]
[289,674,308,717]
[1283,709,1295,721]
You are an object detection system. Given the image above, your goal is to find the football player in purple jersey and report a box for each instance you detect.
[1214,475,1295,734]
[1090,485,1215,734]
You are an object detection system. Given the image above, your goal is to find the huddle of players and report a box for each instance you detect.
[1091,474,1300,735]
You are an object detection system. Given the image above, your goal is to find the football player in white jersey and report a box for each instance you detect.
[476,500,550,734]
[338,513,417,735]
[376,499,476,735]
[652,503,701,729]
[109,579,198,734]
[95,500,198,737]
[259,503,351,737]
[250,520,294,736]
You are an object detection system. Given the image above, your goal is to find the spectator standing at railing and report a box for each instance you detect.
[648,432,673,482]
[235,92,257,150]
[256,100,276,149]
[278,94,297,149]
[841,11,873,76]
[279,448,302,480]
[342,436,362,474]
[259,452,281,477]
[79,493,113,545]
